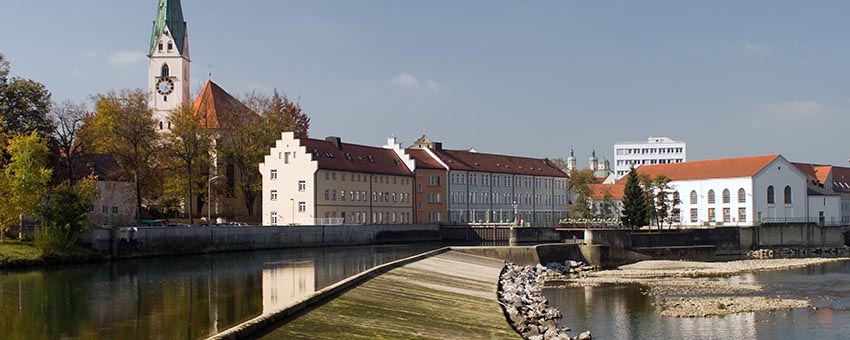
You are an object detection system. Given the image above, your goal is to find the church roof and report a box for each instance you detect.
[149,0,187,55]
[192,80,255,129]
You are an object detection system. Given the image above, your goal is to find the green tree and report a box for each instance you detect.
[164,104,212,224]
[568,169,596,219]
[653,175,672,230]
[621,166,648,229]
[0,132,52,239]
[0,52,55,138]
[87,89,160,225]
[639,174,657,229]
[597,187,618,221]
[37,176,99,254]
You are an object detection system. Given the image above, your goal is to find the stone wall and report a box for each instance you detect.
[80,224,441,258]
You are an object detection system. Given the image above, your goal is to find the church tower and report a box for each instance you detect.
[148,0,190,131]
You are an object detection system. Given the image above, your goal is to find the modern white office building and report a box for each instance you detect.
[614,136,687,179]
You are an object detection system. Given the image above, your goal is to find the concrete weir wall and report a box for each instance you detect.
[753,224,845,248]
[452,244,650,268]
[81,224,441,258]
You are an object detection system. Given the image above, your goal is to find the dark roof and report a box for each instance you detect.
[406,149,445,170]
[831,166,850,193]
[618,155,780,183]
[300,138,413,177]
[59,153,124,182]
[431,149,567,177]
[192,81,255,129]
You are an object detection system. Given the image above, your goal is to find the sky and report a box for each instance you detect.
[2,0,849,167]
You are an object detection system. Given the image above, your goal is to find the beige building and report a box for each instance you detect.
[260,133,414,226]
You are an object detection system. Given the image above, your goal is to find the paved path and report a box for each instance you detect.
[256,251,519,340]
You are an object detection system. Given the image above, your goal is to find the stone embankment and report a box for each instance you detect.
[498,262,592,340]
[748,246,849,259]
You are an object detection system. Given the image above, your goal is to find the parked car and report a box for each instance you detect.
[168,223,191,228]
[227,222,249,227]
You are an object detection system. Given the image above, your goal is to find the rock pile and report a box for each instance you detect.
[498,262,592,340]
[747,249,774,259]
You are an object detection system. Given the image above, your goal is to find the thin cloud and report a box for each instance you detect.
[425,79,440,93]
[391,73,419,89]
[109,51,146,66]
[742,101,840,131]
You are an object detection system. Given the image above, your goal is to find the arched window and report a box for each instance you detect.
[738,188,746,203]
[767,186,775,204]
[784,186,792,204]
[722,189,730,204]
[161,64,169,78]
[708,190,716,204]
[690,190,697,205]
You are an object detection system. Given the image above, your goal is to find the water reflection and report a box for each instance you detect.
[545,260,850,340]
[0,243,438,340]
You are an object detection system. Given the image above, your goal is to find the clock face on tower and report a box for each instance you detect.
[156,78,175,95]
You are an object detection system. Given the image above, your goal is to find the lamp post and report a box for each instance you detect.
[512,201,519,226]
[290,198,295,225]
[208,175,220,225]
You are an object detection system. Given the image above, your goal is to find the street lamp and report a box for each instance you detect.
[208,175,220,225]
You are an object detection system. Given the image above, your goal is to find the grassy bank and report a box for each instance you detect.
[0,240,104,268]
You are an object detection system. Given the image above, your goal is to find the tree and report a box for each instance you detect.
[568,169,596,219]
[265,89,310,138]
[0,132,52,239]
[621,166,648,229]
[86,89,160,225]
[639,174,657,229]
[164,104,212,224]
[597,187,618,221]
[549,158,567,172]
[218,116,268,216]
[0,52,55,138]
[653,175,672,230]
[51,100,87,182]
[37,176,99,254]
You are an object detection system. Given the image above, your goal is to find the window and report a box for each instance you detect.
[298,180,306,192]
[722,208,731,223]
[708,190,716,204]
[690,208,698,222]
[112,206,118,214]
[738,188,746,203]
[690,191,697,205]
[103,205,108,213]
[722,189,730,204]
[161,64,169,78]
[324,190,329,200]
[784,186,792,204]
[270,190,278,201]
[158,43,163,51]
[270,169,278,180]
[271,212,278,225]
[738,208,747,222]
[332,190,337,201]
[163,96,168,102]
[417,184,423,192]
[298,202,306,212]
[428,175,441,186]
[167,41,173,51]
[708,208,716,222]
[340,190,346,201]
[767,186,775,204]
[284,152,290,164]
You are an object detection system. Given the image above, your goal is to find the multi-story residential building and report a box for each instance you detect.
[410,136,569,227]
[259,133,414,226]
[614,136,686,179]
[626,154,820,226]
[63,154,137,227]
[406,148,449,223]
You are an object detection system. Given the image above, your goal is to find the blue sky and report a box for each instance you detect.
[2,0,849,166]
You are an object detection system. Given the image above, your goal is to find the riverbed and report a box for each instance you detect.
[545,259,850,339]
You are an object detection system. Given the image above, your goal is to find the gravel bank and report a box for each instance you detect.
[554,257,848,318]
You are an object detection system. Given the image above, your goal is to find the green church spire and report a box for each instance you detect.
[149,0,187,55]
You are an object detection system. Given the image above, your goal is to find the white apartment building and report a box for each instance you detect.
[614,136,686,179]
[259,133,414,226]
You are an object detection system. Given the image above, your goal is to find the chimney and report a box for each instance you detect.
[325,136,342,150]
[433,142,443,151]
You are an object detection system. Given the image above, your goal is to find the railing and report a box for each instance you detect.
[760,217,845,227]
[313,218,345,226]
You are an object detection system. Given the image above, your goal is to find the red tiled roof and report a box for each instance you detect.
[589,184,625,200]
[431,149,567,177]
[618,154,780,183]
[300,138,413,177]
[793,163,818,180]
[406,149,445,170]
[192,80,255,129]
[815,166,832,185]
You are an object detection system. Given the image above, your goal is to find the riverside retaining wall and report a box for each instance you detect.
[80,224,441,258]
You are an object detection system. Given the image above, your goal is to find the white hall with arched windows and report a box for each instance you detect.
[627,154,838,227]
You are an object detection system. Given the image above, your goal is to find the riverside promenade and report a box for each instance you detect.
[255,251,519,340]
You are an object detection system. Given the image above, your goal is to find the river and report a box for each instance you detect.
[544,260,850,339]
[0,243,440,340]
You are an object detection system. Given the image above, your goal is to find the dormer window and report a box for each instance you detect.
[167,42,173,51]
[158,43,163,52]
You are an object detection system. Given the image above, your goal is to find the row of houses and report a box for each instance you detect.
[587,154,850,227]
[259,133,569,226]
